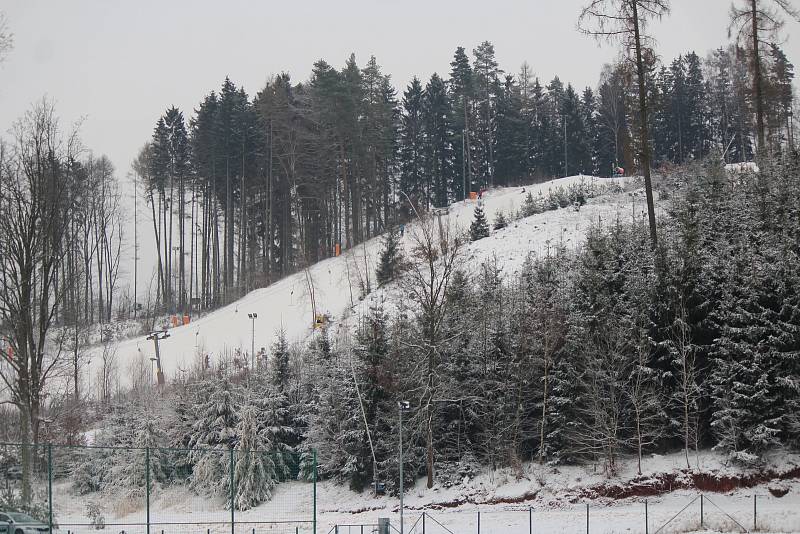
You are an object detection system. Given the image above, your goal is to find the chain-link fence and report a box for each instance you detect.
[0,443,317,534]
[326,493,800,534]
[5,442,799,534]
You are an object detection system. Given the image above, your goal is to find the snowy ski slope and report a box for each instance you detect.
[90,175,641,388]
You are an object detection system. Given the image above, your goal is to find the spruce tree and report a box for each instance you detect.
[562,84,591,176]
[376,225,404,286]
[449,47,476,200]
[188,380,239,499]
[232,405,285,509]
[469,204,490,241]
[353,305,395,492]
[495,74,527,184]
[472,41,503,188]
[424,74,454,207]
[492,211,507,230]
[399,78,426,205]
[270,329,291,393]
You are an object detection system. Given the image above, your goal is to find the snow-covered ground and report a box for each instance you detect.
[86,175,640,390]
[45,450,800,534]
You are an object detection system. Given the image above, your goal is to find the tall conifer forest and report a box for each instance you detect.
[137,42,795,314]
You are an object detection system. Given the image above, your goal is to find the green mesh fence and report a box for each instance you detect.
[0,443,316,534]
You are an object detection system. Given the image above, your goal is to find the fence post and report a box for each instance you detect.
[753,494,757,530]
[422,512,426,534]
[644,499,648,534]
[700,494,704,528]
[529,506,532,534]
[313,449,318,534]
[47,444,52,534]
[230,447,235,534]
[145,447,151,534]
[477,511,480,534]
[586,503,589,534]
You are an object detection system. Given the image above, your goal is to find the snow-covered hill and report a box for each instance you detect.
[89,175,641,389]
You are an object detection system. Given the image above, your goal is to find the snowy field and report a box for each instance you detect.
[43,450,800,534]
[85,175,639,390]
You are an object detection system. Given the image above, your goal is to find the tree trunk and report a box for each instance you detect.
[179,172,186,313]
[632,1,658,247]
[751,0,766,155]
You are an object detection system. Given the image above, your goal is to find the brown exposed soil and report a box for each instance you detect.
[403,465,800,511]
[571,465,800,502]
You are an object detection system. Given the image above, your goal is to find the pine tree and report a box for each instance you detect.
[469,205,490,241]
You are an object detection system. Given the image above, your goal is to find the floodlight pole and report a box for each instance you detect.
[248,313,257,371]
[398,401,411,534]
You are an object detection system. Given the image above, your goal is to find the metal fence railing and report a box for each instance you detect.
[0,443,317,534]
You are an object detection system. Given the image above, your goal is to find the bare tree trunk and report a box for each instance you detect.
[149,188,165,306]
[179,172,186,313]
[632,1,658,247]
[751,0,766,154]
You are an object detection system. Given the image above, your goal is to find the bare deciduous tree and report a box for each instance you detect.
[401,212,463,488]
[0,12,13,64]
[0,100,80,502]
[96,338,119,404]
[670,299,702,469]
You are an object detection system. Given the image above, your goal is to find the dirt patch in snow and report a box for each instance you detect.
[400,465,800,511]
[575,465,800,501]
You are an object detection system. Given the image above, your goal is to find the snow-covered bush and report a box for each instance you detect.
[86,501,105,530]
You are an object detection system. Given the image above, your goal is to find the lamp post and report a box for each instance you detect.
[247,313,257,371]
[398,400,411,534]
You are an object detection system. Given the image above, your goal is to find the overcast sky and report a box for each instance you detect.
[2,0,799,180]
[1,0,798,298]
